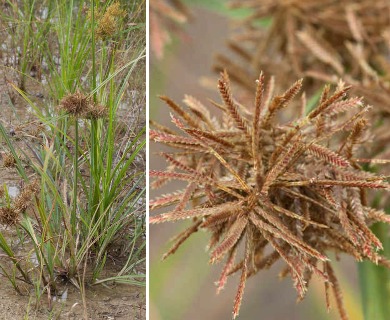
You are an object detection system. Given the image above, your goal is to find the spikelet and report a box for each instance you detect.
[150,71,390,319]
[59,91,90,117]
[88,2,127,40]
[2,152,16,168]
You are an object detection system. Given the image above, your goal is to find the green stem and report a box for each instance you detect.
[359,223,390,320]
[70,119,79,275]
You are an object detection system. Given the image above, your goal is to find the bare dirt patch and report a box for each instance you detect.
[0,277,145,320]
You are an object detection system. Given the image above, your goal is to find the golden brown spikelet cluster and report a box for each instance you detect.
[105,2,126,17]
[59,92,90,117]
[88,2,126,40]
[13,180,39,214]
[59,92,108,119]
[150,72,390,319]
[0,207,18,226]
[0,180,40,225]
[150,0,190,59]
[2,152,16,168]
[83,104,109,119]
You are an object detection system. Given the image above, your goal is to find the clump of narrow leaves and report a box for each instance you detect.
[150,71,390,319]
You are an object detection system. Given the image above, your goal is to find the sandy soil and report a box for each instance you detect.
[0,278,145,320]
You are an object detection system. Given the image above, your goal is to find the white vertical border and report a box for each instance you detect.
[145,0,150,318]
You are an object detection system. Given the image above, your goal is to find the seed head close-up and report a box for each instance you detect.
[214,0,390,190]
[150,71,390,319]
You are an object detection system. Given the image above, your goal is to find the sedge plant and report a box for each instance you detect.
[0,0,146,314]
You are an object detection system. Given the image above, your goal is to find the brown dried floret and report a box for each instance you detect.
[2,152,16,168]
[59,92,90,117]
[0,207,19,225]
[84,104,109,119]
[13,180,39,214]
[150,71,390,319]
[95,2,126,39]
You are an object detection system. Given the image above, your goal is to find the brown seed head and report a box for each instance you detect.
[150,71,390,319]
[13,180,40,214]
[96,2,126,39]
[106,2,126,17]
[2,152,16,168]
[59,91,90,117]
[0,207,19,225]
[83,104,109,119]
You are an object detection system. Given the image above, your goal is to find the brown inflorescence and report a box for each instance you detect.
[150,71,390,319]
[0,207,19,225]
[94,2,126,40]
[217,0,390,88]
[59,91,91,117]
[13,180,40,214]
[2,152,16,168]
[83,104,109,120]
[59,92,108,120]
[0,180,39,225]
